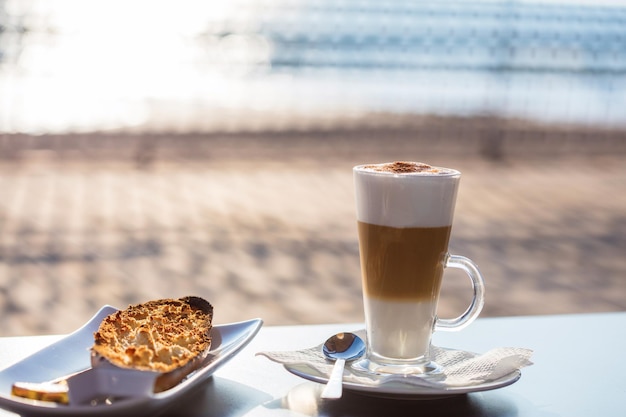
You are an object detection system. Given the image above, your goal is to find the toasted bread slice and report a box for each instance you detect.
[91,296,213,392]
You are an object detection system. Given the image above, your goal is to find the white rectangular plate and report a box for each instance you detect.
[0,306,262,416]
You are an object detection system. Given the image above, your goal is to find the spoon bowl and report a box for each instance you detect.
[321,332,365,399]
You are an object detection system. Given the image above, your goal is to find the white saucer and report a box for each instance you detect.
[284,359,521,400]
[0,306,263,416]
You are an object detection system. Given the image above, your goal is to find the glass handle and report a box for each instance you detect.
[435,254,486,331]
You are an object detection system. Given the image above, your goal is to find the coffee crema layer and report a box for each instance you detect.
[360,161,455,175]
[358,222,451,301]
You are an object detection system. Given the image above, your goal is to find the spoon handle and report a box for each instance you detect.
[321,358,346,399]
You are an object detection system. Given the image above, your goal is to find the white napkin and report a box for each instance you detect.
[257,330,533,389]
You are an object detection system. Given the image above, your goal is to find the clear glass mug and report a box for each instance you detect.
[353,162,485,376]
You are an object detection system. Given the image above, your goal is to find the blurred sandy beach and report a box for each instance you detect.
[1,117,625,336]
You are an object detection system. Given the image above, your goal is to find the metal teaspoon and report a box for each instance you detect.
[320,332,366,399]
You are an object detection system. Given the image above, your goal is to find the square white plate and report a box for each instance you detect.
[0,306,262,416]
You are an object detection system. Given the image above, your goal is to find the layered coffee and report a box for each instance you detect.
[354,162,460,361]
[358,223,452,300]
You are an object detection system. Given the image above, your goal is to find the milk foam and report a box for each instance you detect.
[354,162,460,228]
[364,297,437,359]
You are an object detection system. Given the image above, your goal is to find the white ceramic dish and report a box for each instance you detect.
[285,361,521,400]
[0,306,262,416]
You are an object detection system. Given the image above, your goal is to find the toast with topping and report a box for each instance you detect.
[91,296,213,392]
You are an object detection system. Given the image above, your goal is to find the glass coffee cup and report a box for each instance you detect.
[353,161,485,375]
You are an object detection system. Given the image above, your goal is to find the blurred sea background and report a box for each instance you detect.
[1,0,625,336]
[2,0,626,132]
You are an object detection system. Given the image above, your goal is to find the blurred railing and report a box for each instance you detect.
[254,1,626,73]
[1,0,625,134]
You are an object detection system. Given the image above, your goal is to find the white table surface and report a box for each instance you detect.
[0,312,624,417]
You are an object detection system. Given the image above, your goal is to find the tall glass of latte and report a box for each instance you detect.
[353,161,485,375]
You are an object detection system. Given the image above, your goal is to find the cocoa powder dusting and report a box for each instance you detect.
[364,161,440,174]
